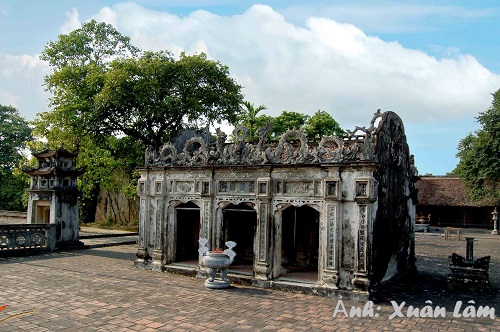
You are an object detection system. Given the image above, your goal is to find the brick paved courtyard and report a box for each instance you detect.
[1,232,499,331]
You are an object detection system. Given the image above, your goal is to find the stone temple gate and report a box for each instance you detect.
[135,110,418,298]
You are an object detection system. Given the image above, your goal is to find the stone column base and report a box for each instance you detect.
[353,272,369,291]
[255,262,270,280]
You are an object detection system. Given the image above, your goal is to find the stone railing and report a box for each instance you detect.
[0,224,56,254]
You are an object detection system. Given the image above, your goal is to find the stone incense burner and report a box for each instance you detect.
[198,239,237,289]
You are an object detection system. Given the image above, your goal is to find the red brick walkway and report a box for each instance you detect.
[0,233,498,331]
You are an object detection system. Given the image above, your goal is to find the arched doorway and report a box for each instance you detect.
[281,205,319,282]
[222,203,257,269]
[175,202,200,264]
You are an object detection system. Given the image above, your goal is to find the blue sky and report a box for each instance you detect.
[1,0,499,175]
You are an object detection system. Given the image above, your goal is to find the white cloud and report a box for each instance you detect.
[0,53,50,119]
[281,4,499,33]
[86,2,499,127]
[60,7,81,34]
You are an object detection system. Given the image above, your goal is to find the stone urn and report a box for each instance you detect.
[198,239,236,289]
[203,252,232,269]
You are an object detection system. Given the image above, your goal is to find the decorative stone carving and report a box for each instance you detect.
[145,146,158,167]
[169,197,201,205]
[358,205,368,272]
[176,181,194,193]
[318,136,344,162]
[266,129,311,164]
[144,110,385,167]
[180,137,209,166]
[215,197,258,208]
[326,204,337,267]
[203,200,210,239]
[217,180,255,194]
[283,181,313,195]
[258,203,267,262]
[159,143,177,166]
[272,199,323,214]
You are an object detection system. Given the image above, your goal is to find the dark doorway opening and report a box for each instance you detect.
[222,204,257,271]
[175,202,200,265]
[280,205,319,283]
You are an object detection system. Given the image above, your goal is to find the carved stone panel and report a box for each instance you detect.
[175,181,195,193]
[357,205,368,272]
[154,198,163,250]
[138,198,146,249]
[217,180,255,194]
[258,203,267,262]
[283,181,313,196]
[203,200,210,239]
[326,204,337,268]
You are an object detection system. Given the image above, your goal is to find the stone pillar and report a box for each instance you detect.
[255,202,270,280]
[152,196,164,268]
[199,199,212,266]
[136,178,150,262]
[465,237,474,261]
[321,203,339,288]
[353,204,369,290]
[492,207,498,235]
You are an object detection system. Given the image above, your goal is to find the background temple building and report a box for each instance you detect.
[417,176,496,229]
[134,110,418,298]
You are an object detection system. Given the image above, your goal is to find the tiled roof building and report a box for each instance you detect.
[416,176,495,228]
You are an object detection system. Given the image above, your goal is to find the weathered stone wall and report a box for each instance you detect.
[0,210,27,224]
[370,111,417,290]
[94,169,139,226]
[95,189,139,226]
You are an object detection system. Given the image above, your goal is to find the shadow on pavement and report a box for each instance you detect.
[377,253,500,312]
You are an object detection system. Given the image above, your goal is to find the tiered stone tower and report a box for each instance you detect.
[22,148,85,247]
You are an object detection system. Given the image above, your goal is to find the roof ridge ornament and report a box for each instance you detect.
[145,110,386,167]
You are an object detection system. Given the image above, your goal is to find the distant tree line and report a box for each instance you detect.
[0,105,31,211]
[238,103,344,142]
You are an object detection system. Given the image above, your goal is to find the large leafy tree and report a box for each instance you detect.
[454,89,500,204]
[271,111,309,139]
[0,105,32,210]
[94,51,243,148]
[38,20,140,148]
[35,20,144,223]
[0,105,32,168]
[36,20,243,224]
[238,109,343,141]
[303,110,344,139]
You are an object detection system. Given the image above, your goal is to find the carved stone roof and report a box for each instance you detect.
[21,167,85,178]
[145,110,389,167]
[417,176,494,207]
[33,148,78,159]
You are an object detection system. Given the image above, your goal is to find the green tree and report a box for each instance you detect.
[37,20,243,224]
[271,111,309,139]
[0,105,32,168]
[238,101,267,141]
[454,89,500,204]
[94,51,243,148]
[76,136,143,223]
[38,20,140,148]
[36,20,144,223]
[0,105,32,210]
[303,110,344,139]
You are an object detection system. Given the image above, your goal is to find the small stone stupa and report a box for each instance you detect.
[22,148,85,248]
